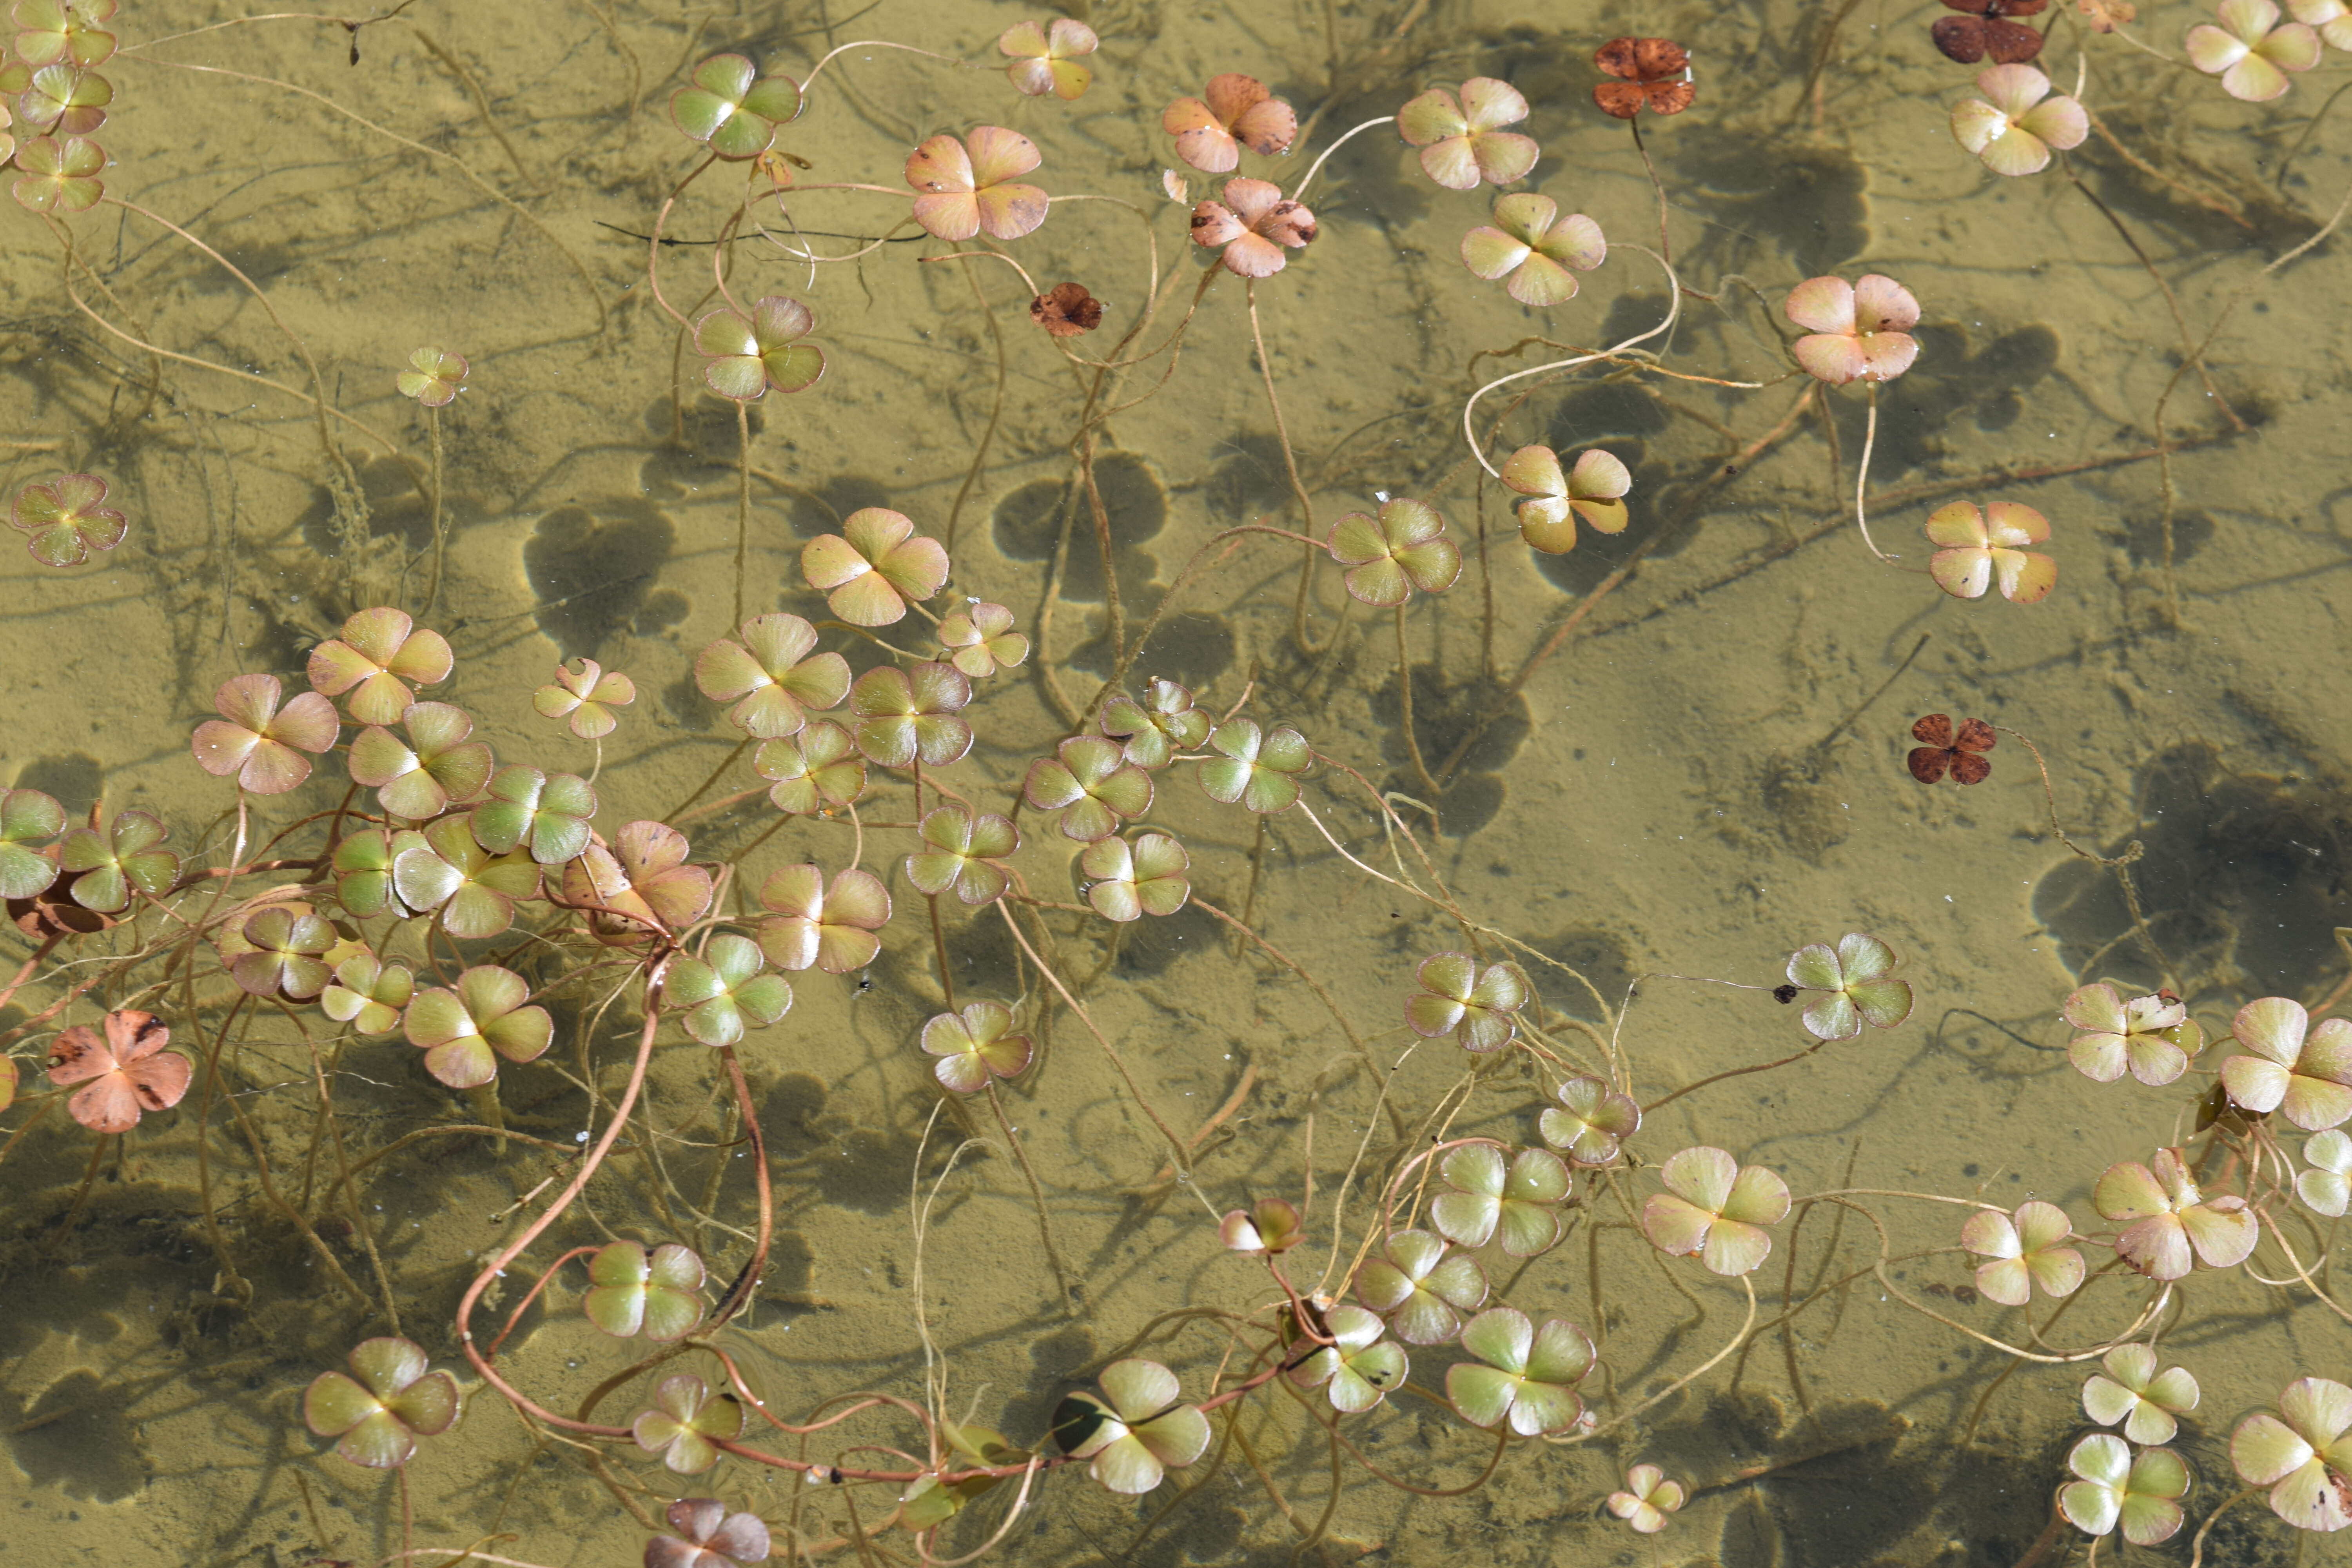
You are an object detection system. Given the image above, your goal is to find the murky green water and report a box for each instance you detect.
[4,0,2351,1563]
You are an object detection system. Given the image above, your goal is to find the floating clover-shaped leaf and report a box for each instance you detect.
[694,613,850,740]
[757,863,890,974]
[2062,984,2202,1086]
[2095,1147,2257,1280]
[471,766,597,866]
[1030,279,1104,338]
[1051,1359,1211,1495]
[1592,36,1696,118]
[1199,718,1310,814]
[16,0,118,67]
[1608,1464,1688,1535]
[1461,195,1606,308]
[2235,1377,2352,1530]
[1907,712,1996,784]
[1287,1303,1406,1415]
[2084,1344,2200,1446]
[645,1499,770,1568]
[1446,1307,1594,1436]
[1538,1074,1641,1166]
[671,53,802,158]
[1100,680,1209,770]
[403,964,552,1090]
[332,828,420,919]
[1926,501,2056,603]
[393,814,540,939]
[347,701,495,820]
[1396,78,1537,189]
[10,471,123,565]
[303,1337,461,1470]
[2296,0,2352,46]
[1081,831,1190,923]
[666,934,793,1048]
[999,17,1097,99]
[1951,64,2087,176]
[1934,0,2051,62]
[2223,996,2352,1131]
[803,508,949,627]
[57,808,176,912]
[584,1240,706,1340]
[393,347,467,407]
[1958,1200,2084,1306]
[906,126,1049,241]
[11,134,104,214]
[321,953,414,1038]
[533,657,636,740]
[1431,1144,1570,1256]
[307,607,454,726]
[938,601,1029,678]
[633,1373,743,1475]
[0,787,61,900]
[191,673,338,795]
[1643,1146,1790,1276]
[1218,1196,1304,1256]
[1784,931,1913,1040]
[849,662,973,768]
[1501,445,1629,554]
[694,296,826,401]
[1405,951,1530,1053]
[561,822,712,946]
[2298,1130,2352,1216]
[19,63,107,133]
[1025,736,1153,842]
[1355,1228,1488,1345]
[905,805,1017,905]
[1189,178,1316,278]
[753,722,866,817]
[920,1000,1033,1093]
[233,906,336,998]
[1786,274,1922,385]
[2061,1434,2189,1545]
[2189,0,2321,99]
[1163,74,1296,172]
[1326,498,1460,608]
[45,1008,187,1134]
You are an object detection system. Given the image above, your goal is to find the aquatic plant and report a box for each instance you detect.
[2082,1344,2200,1445]
[671,54,802,158]
[1355,1229,1489,1344]
[1783,931,1913,1040]
[1950,65,2086,174]
[309,607,454,726]
[1051,1360,1211,1493]
[802,508,948,626]
[633,1374,744,1474]
[757,863,890,973]
[665,934,792,1047]
[1163,74,1295,172]
[533,658,636,740]
[2232,1377,2352,1530]
[1024,736,1153,842]
[348,702,495,819]
[1500,445,1629,552]
[906,128,1049,242]
[10,132,103,212]
[303,1337,462,1469]
[920,1001,1032,1092]
[2063,983,2202,1086]
[646,1499,771,1568]
[394,347,467,407]
[1906,713,1996,784]
[695,297,826,400]
[2059,1435,2190,1544]
[1537,1075,1641,1166]
[1080,831,1191,921]
[1925,500,2057,602]
[1285,1304,1406,1414]
[2298,1130,2352,1215]
[404,964,553,1089]
[1642,1146,1790,1275]
[1445,1307,1595,1434]
[1198,718,1310,813]
[2220,996,2352,1130]
[2094,1147,2257,1279]
[45,1008,187,1133]
[9,470,123,565]
[55,807,175,912]
[1786,274,1922,385]
[1591,37,1696,118]
[1325,497,1461,606]
[1607,1465,1688,1534]
[1395,78,1537,189]
[1028,281,1103,338]
[2187,0,2320,100]
[1218,1196,1303,1255]
[998,17,1097,100]
[1405,952,1529,1052]
[1959,1200,2085,1304]
[583,1240,707,1340]
[1189,179,1316,277]
[1461,196,1606,307]
[1933,0,2049,62]
[1430,1143,1569,1255]
[695,614,850,739]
